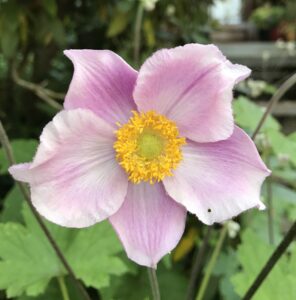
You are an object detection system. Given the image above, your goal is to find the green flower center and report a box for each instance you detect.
[137,130,165,159]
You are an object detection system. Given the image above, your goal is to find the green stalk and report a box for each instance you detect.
[147,267,161,300]
[195,225,228,300]
[133,2,144,67]
[57,276,70,300]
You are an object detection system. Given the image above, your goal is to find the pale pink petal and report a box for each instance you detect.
[109,182,186,268]
[134,44,251,143]
[9,109,128,228]
[64,50,137,127]
[163,126,270,225]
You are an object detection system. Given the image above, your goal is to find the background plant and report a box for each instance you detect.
[0,1,295,300]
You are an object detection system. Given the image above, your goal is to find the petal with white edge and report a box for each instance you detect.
[9,109,128,228]
[163,126,270,225]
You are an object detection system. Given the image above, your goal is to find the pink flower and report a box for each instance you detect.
[9,44,270,268]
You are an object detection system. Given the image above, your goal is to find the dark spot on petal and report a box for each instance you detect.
[207,208,212,213]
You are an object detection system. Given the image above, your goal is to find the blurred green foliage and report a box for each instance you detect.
[250,4,285,30]
[0,1,296,300]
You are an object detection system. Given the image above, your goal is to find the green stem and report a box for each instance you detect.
[133,3,144,67]
[147,267,161,300]
[263,149,274,245]
[266,167,274,245]
[195,225,228,300]
[186,227,213,300]
[58,276,70,300]
[242,221,296,300]
[252,72,296,140]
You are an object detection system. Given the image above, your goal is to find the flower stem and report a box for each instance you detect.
[263,150,274,245]
[147,267,161,300]
[0,120,91,300]
[242,221,296,300]
[252,72,296,140]
[186,227,213,300]
[266,169,274,245]
[133,2,144,67]
[195,225,227,300]
[12,62,63,110]
[57,276,70,300]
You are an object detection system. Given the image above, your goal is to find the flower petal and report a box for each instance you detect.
[64,50,137,127]
[9,109,128,228]
[163,126,270,225]
[134,44,251,142]
[109,182,186,267]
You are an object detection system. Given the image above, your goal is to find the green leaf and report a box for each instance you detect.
[107,10,130,37]
[41,0,57,17]
[242,183,296,243]
[267,129,296,166]
[0,203,128,298]
[0,186,24,223]
[65,221,128,289]
[0,139,38,174]
[51,19,66,46]
[233,96,280,133]
[270,183,296,220]
[22,204,128,289]
[213,249,240,300]
[273,169,296,185]
[17,280,61,300]
[289,132,296,142]
[0,2,20,57]
[17,277,83,300]
[231,229,296,300]
[0,222,61,298]
[0,27,19,59]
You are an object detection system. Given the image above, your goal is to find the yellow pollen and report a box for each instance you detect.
[114,111,186,184]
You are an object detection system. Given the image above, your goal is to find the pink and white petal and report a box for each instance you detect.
[64,50,137,127]
[134,44,251,143]
[9,109,128,228]
[109,182,186,268]
[163,126,270,225]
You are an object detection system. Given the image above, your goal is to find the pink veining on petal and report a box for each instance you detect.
[64,49,137,127]
[9,109,128,228]
[7,43,270,268]
[134,44,251,143]
[109,182,187,268]
[163,126,270,225]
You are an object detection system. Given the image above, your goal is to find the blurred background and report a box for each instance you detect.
[0,1,295,300]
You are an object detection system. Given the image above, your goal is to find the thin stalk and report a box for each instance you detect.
[264,152,274,245]
[133,3,144,67]
[147,267,161,300]
[186,227,213,300]
[57,276,70,300]
[12,63,63,110]
[242,221,296,300]
[0,121,91,300]
[195,225,228,300]
[252,73,296,140]
[266,176,274,245]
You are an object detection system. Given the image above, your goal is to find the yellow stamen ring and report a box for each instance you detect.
[114,111,186,184]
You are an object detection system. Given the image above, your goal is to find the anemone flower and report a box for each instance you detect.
[9,44,270,268]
